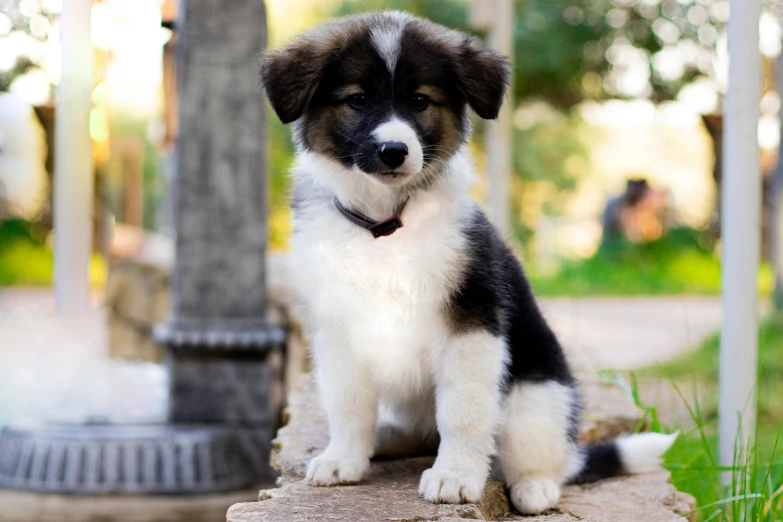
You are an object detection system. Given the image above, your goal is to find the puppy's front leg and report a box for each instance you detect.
[419,330,506,503]
[307,337,378,486]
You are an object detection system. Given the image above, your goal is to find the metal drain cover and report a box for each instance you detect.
[0,423,272,494]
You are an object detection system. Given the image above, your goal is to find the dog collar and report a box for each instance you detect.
[333,198,408,238]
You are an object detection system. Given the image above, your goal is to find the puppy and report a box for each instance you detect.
[261,11,676,515]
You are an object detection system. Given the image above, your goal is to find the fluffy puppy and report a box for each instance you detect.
[261,11,676,515]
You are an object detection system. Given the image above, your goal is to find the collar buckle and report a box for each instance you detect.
[333,197,408,239]
[369,216,403,238]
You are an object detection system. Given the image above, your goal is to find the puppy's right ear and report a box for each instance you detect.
[261,41,325,124]
[452,36,510,120]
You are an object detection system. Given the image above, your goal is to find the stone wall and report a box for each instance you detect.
[106,257,170,362]
[105,240,307,378]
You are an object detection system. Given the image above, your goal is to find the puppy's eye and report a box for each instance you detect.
[411,94,429,111]
[347,94,367,109]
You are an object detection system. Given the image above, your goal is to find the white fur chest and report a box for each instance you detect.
[290,186,469,398]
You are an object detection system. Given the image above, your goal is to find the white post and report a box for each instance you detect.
[54,0,94,313]
[719,0,761,473]
[486,0,513,239]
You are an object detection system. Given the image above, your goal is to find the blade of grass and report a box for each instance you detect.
[681,493,764,518]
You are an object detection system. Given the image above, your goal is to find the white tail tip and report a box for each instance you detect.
[617,431,679,474]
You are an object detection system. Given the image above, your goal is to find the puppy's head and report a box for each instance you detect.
[261,12,509,187]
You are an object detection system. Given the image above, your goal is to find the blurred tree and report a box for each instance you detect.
[513,0,725,108]
[333,0,470,34]
[335,0,729,110]
[0,2,59,95]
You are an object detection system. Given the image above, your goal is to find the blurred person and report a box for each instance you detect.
[601,178,672,244]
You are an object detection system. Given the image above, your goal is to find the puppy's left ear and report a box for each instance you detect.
[453,37,510,120]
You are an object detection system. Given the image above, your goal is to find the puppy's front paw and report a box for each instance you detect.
[509,478,561,515]
[306,453,369,486]
[418,466,485,504]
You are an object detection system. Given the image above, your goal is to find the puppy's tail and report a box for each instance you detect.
[569,432,678,484]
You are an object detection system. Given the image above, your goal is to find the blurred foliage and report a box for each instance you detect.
[510,108,587,244]
[333,0,729,109]
[333,0,469,31]
[529,227,774,296]
[104,116,165,232]
[0,219,105,287]
[267,113,296,250]
[0,3,58,92]
[0,55,35,92]
[513,0,720,107]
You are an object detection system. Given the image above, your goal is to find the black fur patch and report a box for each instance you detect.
[446,209,575,386]
[569,442,623,484]
[260,40,330,124]
[451,35,510,120]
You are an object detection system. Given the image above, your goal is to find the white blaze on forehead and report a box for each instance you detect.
[370,13,411,75]
[372,117,424,175]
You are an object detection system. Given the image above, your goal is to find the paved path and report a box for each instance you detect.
[0,290,723,393]
[539,296,724,371]
[0,290,727,428]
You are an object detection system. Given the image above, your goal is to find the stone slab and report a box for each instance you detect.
[269,376,643,488]
[228,376,695,521]
[228,469,692,522]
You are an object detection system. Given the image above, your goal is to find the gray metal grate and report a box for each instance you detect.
[0,423,271,494]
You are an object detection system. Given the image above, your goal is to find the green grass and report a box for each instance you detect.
[663,424,783,522]
[529,227,773,297]
[649,380,783,522]
[647,316,783,457]
[630,316,783,521]
[0,219,105,287]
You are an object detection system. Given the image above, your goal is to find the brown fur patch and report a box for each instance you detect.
[260,17,368,123]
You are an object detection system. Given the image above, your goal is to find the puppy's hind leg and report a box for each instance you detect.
[499,380,582,515]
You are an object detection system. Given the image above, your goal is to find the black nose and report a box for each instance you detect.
[377,141,408,169]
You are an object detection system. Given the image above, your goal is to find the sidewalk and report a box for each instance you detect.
[539,296,724,371]
[0,289,722,382]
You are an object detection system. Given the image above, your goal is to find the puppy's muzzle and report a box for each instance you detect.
[377,141,408,169]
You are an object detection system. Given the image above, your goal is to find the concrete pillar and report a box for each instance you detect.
[719,0,762,473]
[54,0,94,313]
[485,0,514,239]
[770,44,783,309]
[154,0,284,447]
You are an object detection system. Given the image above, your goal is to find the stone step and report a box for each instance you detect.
[227,376,695,522]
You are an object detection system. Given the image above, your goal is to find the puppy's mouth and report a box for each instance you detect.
[356,166,415,184]
[353,159,415,182]
[373,169,407,178]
